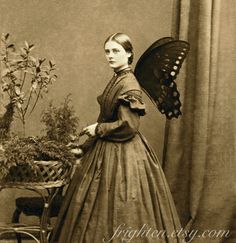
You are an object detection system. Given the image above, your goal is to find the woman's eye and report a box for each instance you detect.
[105,50,110,54]
[113,49,119,54]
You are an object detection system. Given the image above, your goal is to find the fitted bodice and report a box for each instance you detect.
[97,69,140,122]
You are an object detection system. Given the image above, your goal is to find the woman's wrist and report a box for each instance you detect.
[95,123,102,136]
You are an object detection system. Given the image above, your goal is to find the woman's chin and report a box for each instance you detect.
[108,63,117,69]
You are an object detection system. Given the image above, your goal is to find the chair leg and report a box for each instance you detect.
[12,208,22,243]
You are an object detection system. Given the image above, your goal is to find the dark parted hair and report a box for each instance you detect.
[104,33,134,64]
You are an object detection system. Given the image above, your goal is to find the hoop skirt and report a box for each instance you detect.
[50,69,185,243]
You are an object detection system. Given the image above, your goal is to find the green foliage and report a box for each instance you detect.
[41,95,79,145]
[0,34,79,182]
[0,33,57,134]
[0,136,75,181]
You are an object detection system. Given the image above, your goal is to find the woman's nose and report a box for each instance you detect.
[108,52,114,58]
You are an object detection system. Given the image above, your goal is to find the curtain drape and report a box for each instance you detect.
[163,0,236,242]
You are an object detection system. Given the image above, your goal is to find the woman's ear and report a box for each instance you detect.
[127,51,132,58]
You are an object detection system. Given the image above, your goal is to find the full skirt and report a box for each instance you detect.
[50,133,185,243]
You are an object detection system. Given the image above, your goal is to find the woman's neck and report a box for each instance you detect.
[114,65,131,74]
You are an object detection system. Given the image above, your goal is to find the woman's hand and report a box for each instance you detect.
[80,123,98,137]
[71,148,84,158]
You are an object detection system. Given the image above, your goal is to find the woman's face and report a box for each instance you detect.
[104,41,131,71]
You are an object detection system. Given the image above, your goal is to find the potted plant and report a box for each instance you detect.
[0,95,79,183]
[0,137,75,183]
[0,34,79,183]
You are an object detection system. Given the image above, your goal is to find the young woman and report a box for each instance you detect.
[50,33,185,243]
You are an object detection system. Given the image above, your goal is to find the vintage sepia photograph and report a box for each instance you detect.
[0,0,235,242]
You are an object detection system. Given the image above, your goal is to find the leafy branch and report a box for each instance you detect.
[0,33,58,135]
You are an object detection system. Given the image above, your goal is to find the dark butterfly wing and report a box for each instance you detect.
[134,37,190,119]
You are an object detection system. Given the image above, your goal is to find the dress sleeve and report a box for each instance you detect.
[95,91,145,142]
[78,114,101,154]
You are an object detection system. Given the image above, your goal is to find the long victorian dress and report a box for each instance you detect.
[50,68,185,243]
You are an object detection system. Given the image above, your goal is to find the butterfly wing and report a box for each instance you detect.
[134,37,190,119]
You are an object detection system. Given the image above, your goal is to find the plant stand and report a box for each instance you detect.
[0,160,74,243]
